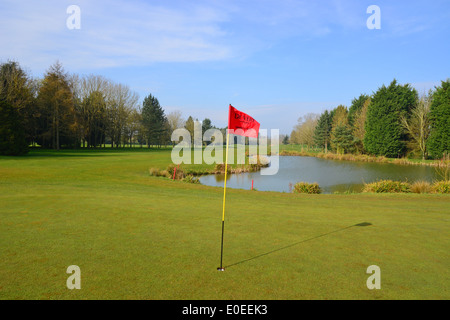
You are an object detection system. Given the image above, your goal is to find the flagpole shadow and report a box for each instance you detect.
[224,222,372,269]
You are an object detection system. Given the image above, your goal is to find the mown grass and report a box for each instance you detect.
[0,148,449,299]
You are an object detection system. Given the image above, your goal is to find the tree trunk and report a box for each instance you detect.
[56,115,60,151]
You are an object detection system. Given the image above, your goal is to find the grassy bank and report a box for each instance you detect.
[278,144,448,167]
[0,148,449,299]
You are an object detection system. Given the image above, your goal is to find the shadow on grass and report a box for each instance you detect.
[225,222,372,269]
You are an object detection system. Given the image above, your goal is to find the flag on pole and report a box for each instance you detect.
[228,105,260,138]
[218,104,260,271]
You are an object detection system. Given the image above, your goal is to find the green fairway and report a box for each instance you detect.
[0,148,449,299]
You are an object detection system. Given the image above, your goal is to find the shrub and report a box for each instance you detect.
[166,164,176,176]
[182,175,200,184]
[293,182,321,194]
[432,180,450,194]
[214,163,231,174]
[392,158,410,165]
[160,170,170,178]
[149,167,170,178]
[410,181,432,194]
[434,152,450,181]
[363,180,411,193]
[166,164,185,179]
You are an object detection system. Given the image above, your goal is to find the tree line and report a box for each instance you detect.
[0,60,222,155]
[290,79,450,160]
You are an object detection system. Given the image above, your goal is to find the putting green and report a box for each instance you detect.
[0,148,448,299]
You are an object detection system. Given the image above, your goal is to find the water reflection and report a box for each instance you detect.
[199,156,439,194]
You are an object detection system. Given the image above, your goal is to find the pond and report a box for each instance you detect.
[198,156,440,194]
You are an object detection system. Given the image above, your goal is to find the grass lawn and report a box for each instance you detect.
[0,148,449,299]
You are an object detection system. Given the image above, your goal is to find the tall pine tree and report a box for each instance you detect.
[330,105,352,154]
[314,110,332,153]
[141,94,167,147]
[348,94,370,126]
[427,80,450,159]
[331,124,354,154]
[36,62,76,149]
[364,79,417,158]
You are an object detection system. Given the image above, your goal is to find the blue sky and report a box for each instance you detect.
[1,0,449,134]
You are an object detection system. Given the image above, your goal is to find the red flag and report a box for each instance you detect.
[228,104,260,138]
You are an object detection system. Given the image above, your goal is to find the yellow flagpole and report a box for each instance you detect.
[222,132,230,221]
[218,132,230,271]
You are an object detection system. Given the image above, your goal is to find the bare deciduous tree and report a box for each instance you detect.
[290,113,319,150]
[353,98,370,153]
[401,94,431,160]
[167,110,185,132]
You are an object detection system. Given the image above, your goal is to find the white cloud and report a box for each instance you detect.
[0,0,235,72]
[0,0,380,73]
[2,0,441,75]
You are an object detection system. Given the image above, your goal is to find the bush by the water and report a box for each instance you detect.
[182,175,200,184]
[363,179,449,194]
[149,167,170,178]
[432,180,450,194]
[362,180,411,193]
[150,165,201,184]
[214,163,232,174]
[214,156,269,174]
[410,181,432,194]
[166,164,186,179]
[292,182,321,194]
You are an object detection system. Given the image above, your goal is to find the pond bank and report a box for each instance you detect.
[278,150,448,168]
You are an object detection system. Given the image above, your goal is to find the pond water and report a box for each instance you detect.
[199,156,440,194]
